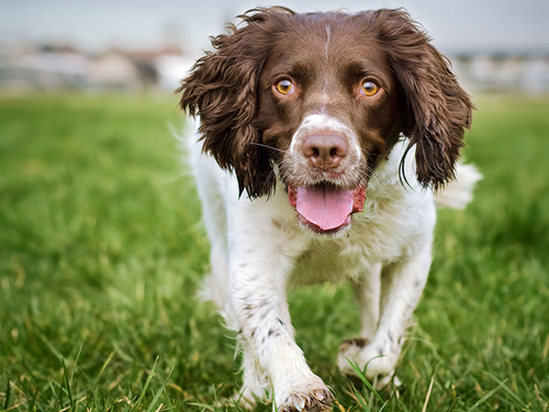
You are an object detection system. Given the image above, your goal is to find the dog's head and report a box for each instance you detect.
[178,7,472,234]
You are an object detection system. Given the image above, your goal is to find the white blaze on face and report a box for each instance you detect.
[325,24,331,60]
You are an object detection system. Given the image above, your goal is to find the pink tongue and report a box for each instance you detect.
[296,185,354,230]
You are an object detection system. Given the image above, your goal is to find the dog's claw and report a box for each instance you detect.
[278,384,333,412]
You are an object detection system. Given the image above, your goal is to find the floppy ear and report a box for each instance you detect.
[177,8,290,198]
[372,9,473,190]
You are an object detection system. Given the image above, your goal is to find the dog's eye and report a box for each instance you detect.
[361,81,380,97]
[274,79,295,95]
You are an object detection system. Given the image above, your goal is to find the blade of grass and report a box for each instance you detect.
[346,357,385,404]
[186,402,215,411]
[421,373,436,412]
[62,359,74,410]
[350,382,371,412]
[484,372,527,408]
[145,364,175,412]
[467,378,508,411]
[94,347,117,387]
[128,357,159,412]
[2,379,10,410]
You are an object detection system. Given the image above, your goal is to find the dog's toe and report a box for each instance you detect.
[278,382,333,412]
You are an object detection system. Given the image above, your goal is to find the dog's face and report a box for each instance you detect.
[255,22,402,232]
[179,8,473,234]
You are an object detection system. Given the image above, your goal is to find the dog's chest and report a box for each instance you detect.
[288,214,405,285]
[286,187,434,285]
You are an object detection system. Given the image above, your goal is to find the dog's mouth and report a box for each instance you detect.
[287,183,366,234]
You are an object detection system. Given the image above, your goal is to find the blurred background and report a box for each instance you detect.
[1,0,548,95]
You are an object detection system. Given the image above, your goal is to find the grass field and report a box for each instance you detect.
[0,92,548,411]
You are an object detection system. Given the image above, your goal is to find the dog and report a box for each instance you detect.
[178,7,480,411]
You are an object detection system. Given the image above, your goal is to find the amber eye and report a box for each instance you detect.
[275,79,295,95]
[361,81,380,96]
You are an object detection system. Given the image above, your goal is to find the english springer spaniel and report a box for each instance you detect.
[178,7,480,411]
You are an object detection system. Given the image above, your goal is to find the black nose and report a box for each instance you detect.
[302,134,348,170]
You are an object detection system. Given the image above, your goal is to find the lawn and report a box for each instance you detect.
[0,92,547,411]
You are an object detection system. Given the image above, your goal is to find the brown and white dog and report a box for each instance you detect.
[178,7,480,411]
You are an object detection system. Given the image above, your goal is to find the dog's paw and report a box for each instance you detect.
[337,337,399,390]
[276,378,333,412]
[337,337,370,376]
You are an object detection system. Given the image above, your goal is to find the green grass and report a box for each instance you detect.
[0,92,548,411]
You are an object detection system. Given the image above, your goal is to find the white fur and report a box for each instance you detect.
[189,120,478,410]
[434,163,483,209]
[289,113,362,159]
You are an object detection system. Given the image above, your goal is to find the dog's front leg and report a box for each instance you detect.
[226,209,333,411]
[229,254,333,411]
[338,240,432,388]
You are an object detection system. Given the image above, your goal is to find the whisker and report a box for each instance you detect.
[250,142,288,154]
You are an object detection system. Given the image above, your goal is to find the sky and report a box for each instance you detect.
[1,0,548,55]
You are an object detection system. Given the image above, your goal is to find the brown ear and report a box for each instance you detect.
[177,8,292,198]
[372,9,473,190]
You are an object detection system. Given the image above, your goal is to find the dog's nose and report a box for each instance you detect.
[302,134,348,170]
